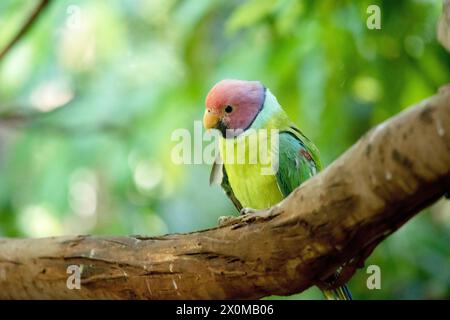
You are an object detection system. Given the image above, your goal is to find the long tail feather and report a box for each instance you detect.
[322,284,353,300]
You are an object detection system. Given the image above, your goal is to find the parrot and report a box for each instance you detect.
[203,79,352,300]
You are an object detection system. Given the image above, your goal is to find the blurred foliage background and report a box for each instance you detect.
[0,0,449,299]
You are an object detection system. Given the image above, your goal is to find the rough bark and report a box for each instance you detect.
[0,88,449,299]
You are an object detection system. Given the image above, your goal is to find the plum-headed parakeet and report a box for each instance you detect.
[203,79,352,300]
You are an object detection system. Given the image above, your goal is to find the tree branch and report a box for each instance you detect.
[0,88,449,299]
[0,0,51,62]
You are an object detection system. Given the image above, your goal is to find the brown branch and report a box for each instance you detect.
[0,0,51,62]
[0,88,449,299]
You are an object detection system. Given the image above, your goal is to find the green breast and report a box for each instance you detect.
[220,130,284,210]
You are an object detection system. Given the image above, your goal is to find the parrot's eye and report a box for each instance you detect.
[225,105,233,113]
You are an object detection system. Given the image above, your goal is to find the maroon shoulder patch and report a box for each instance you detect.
[300,149,313,161]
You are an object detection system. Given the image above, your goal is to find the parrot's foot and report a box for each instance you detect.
[240,207,258,215]
[218,209,281,227]
[218,215,238,226]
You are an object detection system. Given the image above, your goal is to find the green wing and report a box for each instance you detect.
[275,130,320,197]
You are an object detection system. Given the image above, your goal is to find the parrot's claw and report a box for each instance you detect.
[218,209,280,227]
[218,215,237,226]
[240,207,258,215]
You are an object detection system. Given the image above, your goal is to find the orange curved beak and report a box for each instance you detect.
[203,110,219,130]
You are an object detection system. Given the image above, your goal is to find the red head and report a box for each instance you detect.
[204,79,265,137]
